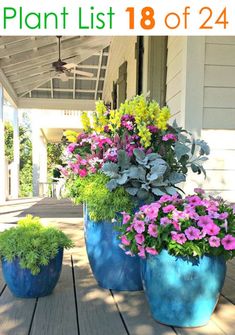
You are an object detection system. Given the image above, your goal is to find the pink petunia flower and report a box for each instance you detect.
[209,236,221,248]
[121,235,130,246]
[203,222,220,236]
[185,226,201,240]
[160,217,172,225]
[159,194,173,203]
[194,188,205,195]
[163,205,175,213]
[197,215,214,228]
[142,203,160,220]
[135,234,145,244]
[148,224,158,237]
[137,246,146,258]
[219,212,229,220]
[121,212,131,224]
[171,233,187,245]
[221,235,235,250]
[133,220,145,234]
[146,247,158,255]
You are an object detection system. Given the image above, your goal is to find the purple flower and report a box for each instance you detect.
[197,216,214,228]
[172,233,187,245]
[194,188,205,195]
[221,235,235,250]
[67,143,78,153]
[146,247,158,255]
[203,223,220,236]
[148,224,158,237]
[209,236,221,248]
[135,234,145,244]
[147,125,158,133]
[145,204,160,220]
[185,226,201,240]
[187,195,202,207]
[219,212,229,220]
[159,194,173,203]
[133,219,145,233]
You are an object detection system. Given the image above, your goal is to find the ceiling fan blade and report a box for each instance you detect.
[71,69,94,77]
[63,63,78,70]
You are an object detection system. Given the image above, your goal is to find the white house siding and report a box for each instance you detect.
[102,37,137,102]
[166,37,185,125]
[202,37,235,201]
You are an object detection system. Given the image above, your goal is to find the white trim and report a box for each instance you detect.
[18,98,96,110]
[0,69,18,107]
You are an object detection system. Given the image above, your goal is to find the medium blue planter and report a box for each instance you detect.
[141,250,226,327]
[2,248,64,298]
[84,205,142,291]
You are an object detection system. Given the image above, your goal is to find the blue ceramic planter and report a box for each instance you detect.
[2,248,64,298]
[141,250,226,327]
[84,205,142,291]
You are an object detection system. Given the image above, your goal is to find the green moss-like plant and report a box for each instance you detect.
[67,173,134,221]
[0,215,74,275]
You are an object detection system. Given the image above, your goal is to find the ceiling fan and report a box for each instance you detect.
[51,36,94,81]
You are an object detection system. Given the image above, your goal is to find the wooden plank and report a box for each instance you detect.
[73,226,128,335]
[112,291,176,335]
[30,256,78,335]
[175,321,225,335]
[203,108,235,130]
[0,287,36,335]
[18,97,96,110]
[205,65,235,88]
[206,36,235,45]
[206,44,235,66]
[222,277,235,304]
[204,87,235,108]
[0,36,29,47]
[211,296,235,334]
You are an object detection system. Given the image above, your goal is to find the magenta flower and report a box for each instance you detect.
[67,143,78,153]
[133,220,145,233]
[159,194,173,203]
[147,125,158,133]
[121,235,130,246]
[219,212,229,220]
[146,247,158,255]
[160,217,172,225]
[78,169,88,177]
[185,226,201,240]
[209,236,221,248]
[221,235,235,250]
[135,234,145,244]
[162,133,177,142]
[121,212,131,224]
[163,205,175,213]
[172,233,187,245]
[203,223,220,236]
[145,205,160,220]
[148,224,158,237]
[187,195,202,207]
[197,215,214,228]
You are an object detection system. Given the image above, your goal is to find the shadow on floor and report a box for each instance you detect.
[18,198,83,219]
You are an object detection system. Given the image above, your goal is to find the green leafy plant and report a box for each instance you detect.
[4,121,14,163]
[0,215,74,275]
[67,173,134,221]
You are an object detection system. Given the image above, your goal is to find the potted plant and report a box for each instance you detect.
[61,96,209,291]
[0,215,74,298]
[118,188,235,327]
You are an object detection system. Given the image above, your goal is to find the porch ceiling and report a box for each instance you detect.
[0,36,111,109]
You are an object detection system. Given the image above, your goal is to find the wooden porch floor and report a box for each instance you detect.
[0,198,235,335]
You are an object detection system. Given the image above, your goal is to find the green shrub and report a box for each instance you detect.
[67,173,134,221]
[0,215,74,275]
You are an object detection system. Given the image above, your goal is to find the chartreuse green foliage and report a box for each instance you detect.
[67,173,134,221]
[0,215,74,275]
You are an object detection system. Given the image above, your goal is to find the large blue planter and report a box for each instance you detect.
[141,249,226,327]
[84,205,142,291]
[2,248,64,298]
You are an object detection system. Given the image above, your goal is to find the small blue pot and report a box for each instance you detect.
[141,250,226,327]
[84,205,142,291]
[2,248,64,298]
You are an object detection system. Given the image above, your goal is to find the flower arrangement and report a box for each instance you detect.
[62,96,210,206]
[118,188,235,260]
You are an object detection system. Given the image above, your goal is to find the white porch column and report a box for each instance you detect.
[11,108,20,198]
[0,84,6,203]
[32,124,48,197]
